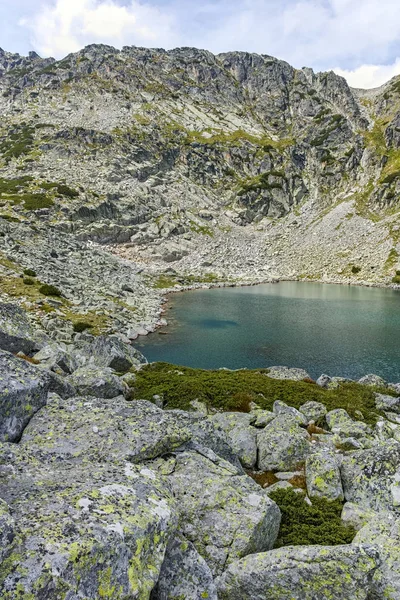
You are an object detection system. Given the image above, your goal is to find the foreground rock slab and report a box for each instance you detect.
[216,544,380,600]
[0,350,50,442]
[0,303,37,355]
[152,451,281,575]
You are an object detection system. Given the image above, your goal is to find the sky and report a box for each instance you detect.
[1,0,400,89]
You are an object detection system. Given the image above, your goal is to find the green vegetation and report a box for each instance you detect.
[23,278,35,286]
[392,270,400,284]
[269,488,356,547]
[23,268,37,277]
[39,284,63,297]
[184,128,293,151]
[132,362,393,424]
[73,321,93,333]
[0,125,35,162]
[22,193,54,211]
[55,184,79,198]
[351,265,361,274]
[238,171,285,196]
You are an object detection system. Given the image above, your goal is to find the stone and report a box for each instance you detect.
[154,451,281,575]
[266,366,311,381]
[211,412,257,468]
[216,544,380,600]
[85,335,147,372]
[0,303,37,355]
[257,413,310,471]
[151,533,218,600]
[264,481,293,493]
[67,365,125,398]
[20,395,192,465]
[273,400,307,425]
[340,440,400,511]
[0,498,14,561]
[0,350,50,442]
[353,514,400,599]
[375,393,400,414]
[251,409,276,427]
[305,448,343,501]
[0,461,178,599]
[358,373,386,387]
[46,370,77,399]
[33,342,77,373]
[299,400,327,423]
[325,408,372,439]
[341,502,378,531]
[316,374,331,388]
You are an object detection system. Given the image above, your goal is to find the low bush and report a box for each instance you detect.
[39,284,62,297]
[73,321,93,333]
[133,362,394,424]
[23,268,36,277]
[351,265,361,274]
[23,278,35,285]
[269,487,356,547]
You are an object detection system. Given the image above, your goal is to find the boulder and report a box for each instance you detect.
[86,335,147,372]
[216,544,380,600]
[0,498,14,561]
[358,374,386,387]
[154,451,281,575]
[353,514,400,599]
[273,400,307,425]
[325,408,372,439]
[0,461,178,599]
[151,533,218,600]
[257,413,310,471]
[266,366,311,381]
[0,303,37,355]
[251,409,276,427]
[341,502,378,531]
[316,374,331,388]
[340,440,400,511]
[20,395,192,465]
[305,448,343,501]
[211,412,257,468]
[33,342,77,373]
[0,350,50,442]
[67,365,125,398]
[375,393,400,414]
[299,400,327,423]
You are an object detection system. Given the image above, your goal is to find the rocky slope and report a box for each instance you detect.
[1,302,400,598]
[0,44,400,339]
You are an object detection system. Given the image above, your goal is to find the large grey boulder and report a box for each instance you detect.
[325,408,372,439]
[0,350,50,442]
[0,303,37,355]
[266,366,311,381]
[0,461,178,599]
[151,533,218,600]
[33,342,77,374]
[300,400,327,423]
[75,335,147,372]
[257,413,310,471]
[358,374,386,387]
[375,393,400,414]
[305,448,343,501]
[340,440,400,511]
[0,498,14,561]
[211,412,257,468]
[67,365,125,398]
[273,400,307,425]
[341,502,378,531]
[354,514,400,599]
[154,451,281,575]
[216,544,380,600]
[21,395,192,465]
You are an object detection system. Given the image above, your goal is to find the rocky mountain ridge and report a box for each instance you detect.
[0,44,400,339]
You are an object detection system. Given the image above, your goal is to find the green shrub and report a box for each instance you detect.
[23,268,36,277]
[269,488,356,547]
[133,362,393,424]
[351,265,361,274]
[73,321,93,333]
[56,184,79,198]
[23,278,35,286]
[23,194,54,211]
[392,275,400,284]
[39,284,62,297]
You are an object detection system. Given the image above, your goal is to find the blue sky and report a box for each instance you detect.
[1,0,400,88]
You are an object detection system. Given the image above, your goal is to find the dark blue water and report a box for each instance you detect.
[136,282,400,381]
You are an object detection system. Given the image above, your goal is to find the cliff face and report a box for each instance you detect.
[0,44,399,337]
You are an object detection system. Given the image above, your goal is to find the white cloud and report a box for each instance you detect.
[20,0,175,58]
[15,0,400,88]
[334,59,400,89]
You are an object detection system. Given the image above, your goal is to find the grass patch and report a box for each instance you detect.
[22,193,54,211]
[132,362,392,424]
[269,488,356,547]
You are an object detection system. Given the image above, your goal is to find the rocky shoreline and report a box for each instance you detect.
[0,299,400,598]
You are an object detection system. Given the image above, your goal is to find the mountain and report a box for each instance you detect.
[0,44,399,339]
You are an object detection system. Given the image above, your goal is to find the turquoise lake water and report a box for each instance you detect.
[136,281,400,381]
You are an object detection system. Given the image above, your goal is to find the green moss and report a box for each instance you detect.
[133,362,392,424]
[22,194,54,211]
[23,268,37,277]
[269,488,356,547]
